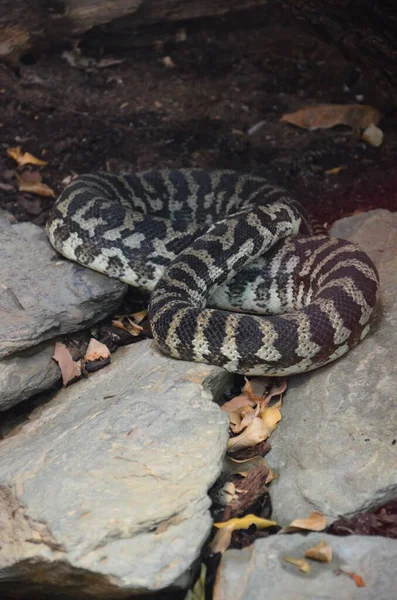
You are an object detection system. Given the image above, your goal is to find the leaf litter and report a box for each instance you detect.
[283,556,311,573]
[280,104,381,132]
[304,539,332,563]
[280,511,328,533]
[7,146,48,167]
[16,171,55,197]
[52,342,82,386]
[335,569,366,588]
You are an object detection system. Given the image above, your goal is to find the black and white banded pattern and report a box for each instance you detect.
[46,169,379,375]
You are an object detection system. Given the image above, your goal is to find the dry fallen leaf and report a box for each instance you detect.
[52,342,82,386]
[221,395,255,414]
[280,104,380,131]
[84,338,111,362]
[361,123,383,147]
[258,377,287,411]
[243,378,265,403]
[304,539,332,563]
[262,406,281,433]
[219,482,238,505]
[16,173,55,197]
[227,417,270,452]
[7,146,48,166]
[229,404,259,434]
[112,318,143,337]
[281,511,327,533]
[130,309,148,324]
[335,569,366,587]
[223,455,268,477]
[214,514,277,530]
[283,557,311,573]
[325,165,346,175]
[210,514,277,554]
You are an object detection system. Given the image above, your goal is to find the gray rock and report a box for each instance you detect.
[0,208,17,224]
[0,342,60,411]
[0,340,230,597]
[0,220,127,359]
[214,533,397,600]
[269,210,397,523]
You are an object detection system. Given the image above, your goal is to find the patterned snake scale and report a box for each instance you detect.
[46,169,380,376]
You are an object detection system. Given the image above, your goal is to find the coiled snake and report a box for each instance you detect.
[46,169,379,375]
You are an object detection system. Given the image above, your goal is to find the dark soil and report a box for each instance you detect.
[1,7,397,228]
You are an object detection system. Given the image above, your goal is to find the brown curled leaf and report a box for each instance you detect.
[280,104,380,131]
[84,338,111,362]
[304,539,332,563]
[52,342,82,386]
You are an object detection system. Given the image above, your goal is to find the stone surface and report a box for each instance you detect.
[214,533,397,600]
[0,340,230,597]
[268,210,397,523]
[0,219,127,360]
[0,342,60,411]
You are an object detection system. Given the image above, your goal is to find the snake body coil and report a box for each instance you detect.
[46,169,379,375]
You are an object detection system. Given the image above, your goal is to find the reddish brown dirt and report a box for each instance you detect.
[1,7,396,229]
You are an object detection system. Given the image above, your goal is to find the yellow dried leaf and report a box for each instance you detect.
[282,511,327,533]
[280,104,380,131]
[304,539,332,563]
[7,146,48,166]
[214,514,277,531]
[52,342,82,386]
[325,165,346,175]
[112,318,142,337]
[210,516,276,555]
[227,417,269,452]
[16,174,55,197]
[84,338,111,362]
[262,406,281,432]
[130,309,148,324]
[283,557,311,573]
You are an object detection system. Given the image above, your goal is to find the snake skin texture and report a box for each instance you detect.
[46,169,379,375]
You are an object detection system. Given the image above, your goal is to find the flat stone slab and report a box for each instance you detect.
[0,219,127,360]
[214,533,397,600]
[0,340,230,597]
[268,210,397,523]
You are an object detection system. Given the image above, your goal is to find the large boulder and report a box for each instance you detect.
[268,210,397,523]
[214,533,397,600]
[0,341,230,597]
